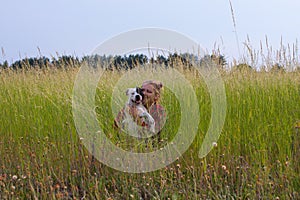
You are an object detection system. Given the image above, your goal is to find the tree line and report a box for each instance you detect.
[0,53,298,72]
[0,53,227,71]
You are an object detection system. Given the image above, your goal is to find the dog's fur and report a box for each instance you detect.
[124,87,155,134]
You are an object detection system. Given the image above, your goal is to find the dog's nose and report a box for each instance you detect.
[135,95,141,101]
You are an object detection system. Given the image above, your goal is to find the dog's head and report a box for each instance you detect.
[126,87,144,105]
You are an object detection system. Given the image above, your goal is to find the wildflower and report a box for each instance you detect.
[55,184,60,189]
[221,165,227,170]
[12,175,18,180]
[212,142,218,147]
[285,161,290,167]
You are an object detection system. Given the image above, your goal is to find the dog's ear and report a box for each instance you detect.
[136,87,140,93]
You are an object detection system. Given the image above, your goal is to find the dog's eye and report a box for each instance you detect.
[131,93,135,95]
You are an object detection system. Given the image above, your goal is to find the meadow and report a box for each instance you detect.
[0,58,299,199]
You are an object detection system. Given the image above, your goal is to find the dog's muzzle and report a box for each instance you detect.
[135,94,141,101]
[134,94,142,104]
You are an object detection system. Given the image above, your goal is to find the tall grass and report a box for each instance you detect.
[0,59,299,199]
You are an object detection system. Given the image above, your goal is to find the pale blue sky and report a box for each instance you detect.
[1,0,300,64]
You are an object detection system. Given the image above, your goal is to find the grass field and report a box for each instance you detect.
[0,61,299,199]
